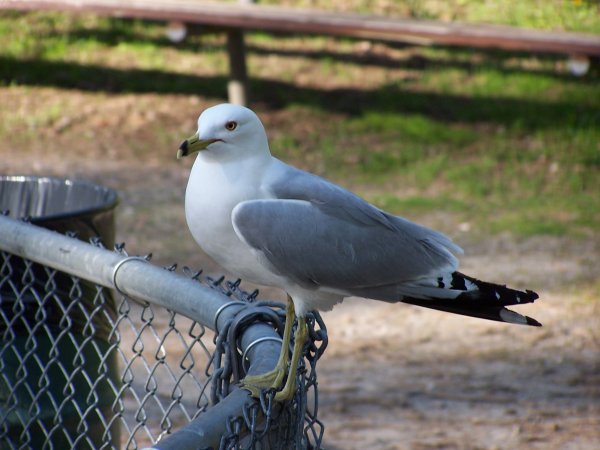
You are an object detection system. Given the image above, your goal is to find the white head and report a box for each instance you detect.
[177,104,270,163]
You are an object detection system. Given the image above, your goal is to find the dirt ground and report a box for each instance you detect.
[2,90,599,450]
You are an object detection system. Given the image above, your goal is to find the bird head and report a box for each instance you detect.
[177,103,270,161]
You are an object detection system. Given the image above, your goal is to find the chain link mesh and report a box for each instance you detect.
[0,237,327,450]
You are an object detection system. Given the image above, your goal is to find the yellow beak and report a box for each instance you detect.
[177,134,220,159]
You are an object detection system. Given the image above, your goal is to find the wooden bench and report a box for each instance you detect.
[3,0,599,105]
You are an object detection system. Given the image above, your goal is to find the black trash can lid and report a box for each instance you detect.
[0,175,118,221]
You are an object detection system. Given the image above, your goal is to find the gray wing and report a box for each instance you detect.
[231,162,462,296]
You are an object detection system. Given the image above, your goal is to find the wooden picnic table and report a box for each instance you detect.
[3,0,599,104]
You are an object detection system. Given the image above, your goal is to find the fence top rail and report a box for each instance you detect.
[2,0,599,56]
[0,214,231,328]
[0,214,283,351]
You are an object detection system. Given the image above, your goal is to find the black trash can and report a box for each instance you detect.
[0,176,120,449]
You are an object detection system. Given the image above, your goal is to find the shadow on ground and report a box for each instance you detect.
[1,53,598,132]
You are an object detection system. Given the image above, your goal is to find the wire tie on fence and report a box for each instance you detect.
[242,336,284,374]
[112,256,148,296]
[214,301,246,334]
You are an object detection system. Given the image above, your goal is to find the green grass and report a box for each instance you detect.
[0,9,599,238]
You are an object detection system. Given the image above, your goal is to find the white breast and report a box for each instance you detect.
[184,155,285,286]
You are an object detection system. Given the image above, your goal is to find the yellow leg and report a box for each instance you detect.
[241,296,298,398]
[274,315,307,402]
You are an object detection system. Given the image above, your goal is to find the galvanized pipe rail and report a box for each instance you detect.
[0,214,281,450]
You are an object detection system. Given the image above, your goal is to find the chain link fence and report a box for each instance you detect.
[0,215,327,449]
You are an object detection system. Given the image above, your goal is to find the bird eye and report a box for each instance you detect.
[225,121,237,131]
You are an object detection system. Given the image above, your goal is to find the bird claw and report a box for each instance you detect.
[241,368,285,392]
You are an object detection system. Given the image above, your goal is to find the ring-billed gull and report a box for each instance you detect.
[178,103,540,400]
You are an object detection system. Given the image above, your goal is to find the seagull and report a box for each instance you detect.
[178,103,540,401]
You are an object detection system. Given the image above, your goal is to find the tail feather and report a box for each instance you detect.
[402,272,541,326]
[450,272,538,306]
[401,297,541,326]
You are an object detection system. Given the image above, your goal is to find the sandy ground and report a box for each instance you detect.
[320,291,599,449]
[2,88,599,449]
